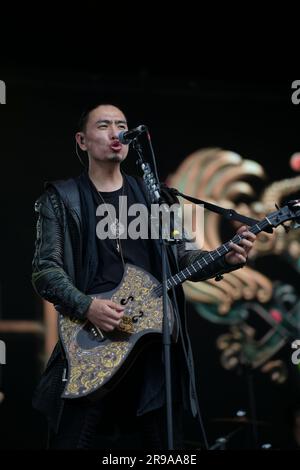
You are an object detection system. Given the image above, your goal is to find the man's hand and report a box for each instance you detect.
[225,225,256,265]
[86,298,125,332]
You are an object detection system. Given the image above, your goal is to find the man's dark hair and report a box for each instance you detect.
[77,102,126,132]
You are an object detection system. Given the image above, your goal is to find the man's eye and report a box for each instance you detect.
[98,125,108,129]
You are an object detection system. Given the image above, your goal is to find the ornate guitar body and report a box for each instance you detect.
[59,264,174,400]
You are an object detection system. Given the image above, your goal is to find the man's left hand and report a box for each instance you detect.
[225,225,256,265]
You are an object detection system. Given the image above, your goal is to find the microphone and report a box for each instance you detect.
[118,125,147,145]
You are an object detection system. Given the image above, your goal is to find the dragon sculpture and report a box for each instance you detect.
[167,148,300,383]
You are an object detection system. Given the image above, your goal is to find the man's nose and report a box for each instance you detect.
[110,126,120,140]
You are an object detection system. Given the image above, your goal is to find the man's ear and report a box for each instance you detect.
[76,132,87,150]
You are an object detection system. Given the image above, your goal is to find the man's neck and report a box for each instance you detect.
[88,163,123,192]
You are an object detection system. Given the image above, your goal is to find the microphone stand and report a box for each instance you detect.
[132,137,175,450]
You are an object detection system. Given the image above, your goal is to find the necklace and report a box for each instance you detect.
[96,178,126,266]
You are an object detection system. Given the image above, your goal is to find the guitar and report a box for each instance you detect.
[59,200,300,400]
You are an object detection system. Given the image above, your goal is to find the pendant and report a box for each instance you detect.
[110,219,125,237]
[109,219,124,254]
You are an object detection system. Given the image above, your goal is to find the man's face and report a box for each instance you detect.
[78,105,129,163]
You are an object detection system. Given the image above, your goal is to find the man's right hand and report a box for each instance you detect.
[86,298,125,332]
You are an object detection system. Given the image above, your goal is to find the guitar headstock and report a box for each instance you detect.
[266,199,300,229]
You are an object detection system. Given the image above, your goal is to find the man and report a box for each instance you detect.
[32,103,256,449]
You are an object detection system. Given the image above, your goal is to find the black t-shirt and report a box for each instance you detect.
[86,175,182,419]
[88,176,159,295]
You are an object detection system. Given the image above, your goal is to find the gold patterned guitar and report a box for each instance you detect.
[59,200,300,400]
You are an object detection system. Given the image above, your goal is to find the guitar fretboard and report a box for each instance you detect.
[165,218,271,291]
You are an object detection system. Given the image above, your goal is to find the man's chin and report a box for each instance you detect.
[109,154,126,163]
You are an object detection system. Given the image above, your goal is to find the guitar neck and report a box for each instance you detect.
[165,217,271,292]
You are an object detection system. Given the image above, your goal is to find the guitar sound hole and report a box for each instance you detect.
[132,311,144,323]
[121,296,134,305]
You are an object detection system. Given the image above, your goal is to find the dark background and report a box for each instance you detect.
[0,71,299,449]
